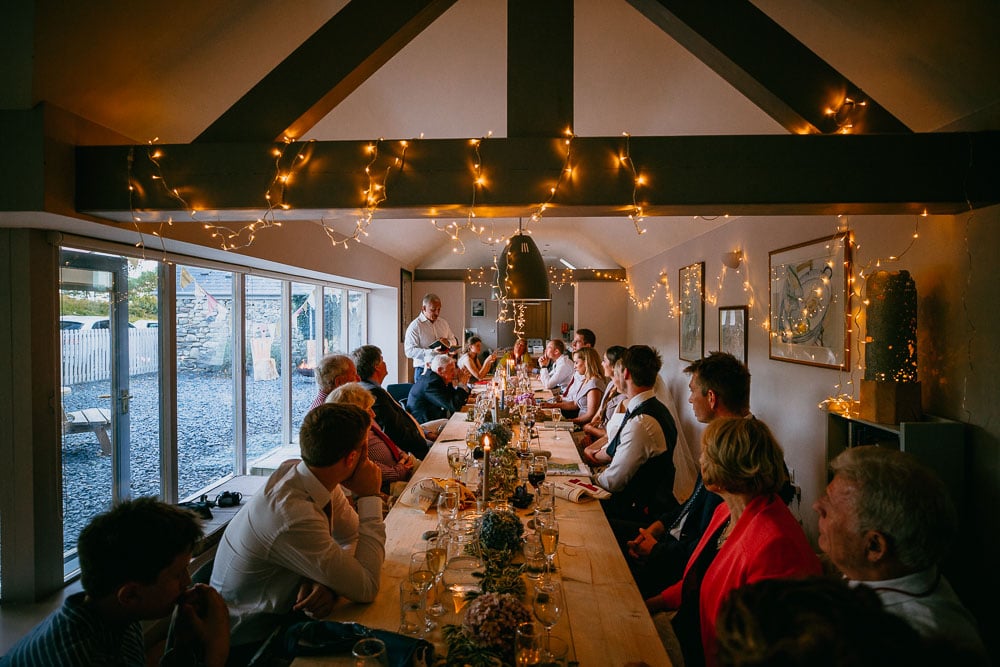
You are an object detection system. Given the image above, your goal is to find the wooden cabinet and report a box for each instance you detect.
[826,412,966,508]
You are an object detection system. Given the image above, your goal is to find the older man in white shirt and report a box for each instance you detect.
[404,293,458,380]
[538,338,574,392]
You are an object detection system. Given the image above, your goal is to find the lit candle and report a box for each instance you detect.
[482,435,491,503]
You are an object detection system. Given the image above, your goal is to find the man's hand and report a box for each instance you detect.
[457,367,472,386]
[343,457,382,498]
[627,526,660,561]
[294,580,339,618]
[173,584,230,667]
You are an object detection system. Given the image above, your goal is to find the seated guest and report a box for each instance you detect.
[715,577,932,667]
[327,382,418,494]
[625,352,747,597]
[815,446,988,664]
[309,354,360,409]
[547,347,606,424]
[504,337,536,371]
[647,417,821,667]
[537,338,574,392]
[457,335,497,381]
[571,327,596,351]
[594,346,678,526]
[353,344,431,458]
[211,404,384,658]
[1,498,230,667]
[581,345,627,441]
[406,354,474,423]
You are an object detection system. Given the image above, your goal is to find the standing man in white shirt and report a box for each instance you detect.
[404,293,458,380]
[210,403,385,661]
[538,338,574,392]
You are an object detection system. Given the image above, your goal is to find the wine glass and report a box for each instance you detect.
[447,446,466,480]
[409,552,437,632]
[436,488,459,531]
[532,585,563,649]
[527,457,547,492]
[425,536,448,617]
[538,519,559,581]
[549,407,562,440]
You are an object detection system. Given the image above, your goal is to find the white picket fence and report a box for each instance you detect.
[61,329,159,384]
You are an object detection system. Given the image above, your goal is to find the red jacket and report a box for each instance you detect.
[660,493,822,666]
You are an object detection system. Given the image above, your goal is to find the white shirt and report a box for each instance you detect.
[404,313,457,368]
[211,459,386,646]
[595,390,668,493]
[854,568,988,663]
[539,354,573,391]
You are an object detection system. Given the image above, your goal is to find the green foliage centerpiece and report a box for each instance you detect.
[476,421,518,502]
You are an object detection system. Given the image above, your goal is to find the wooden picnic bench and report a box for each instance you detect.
[63,407,112,455]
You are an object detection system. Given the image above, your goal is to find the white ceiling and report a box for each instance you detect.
[28,0,1000,271]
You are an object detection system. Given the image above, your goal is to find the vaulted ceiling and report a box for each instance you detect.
[23,0,1000,271]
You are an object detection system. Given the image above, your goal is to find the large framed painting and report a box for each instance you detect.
[678,261,705,362]
[768,233,851,369]
[719,305,748,366]
[400,268,412,343]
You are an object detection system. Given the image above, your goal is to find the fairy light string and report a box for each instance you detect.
[619,132,647,235]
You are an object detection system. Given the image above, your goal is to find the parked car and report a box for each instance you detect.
[60,316,135,330]
[132,319,158,328]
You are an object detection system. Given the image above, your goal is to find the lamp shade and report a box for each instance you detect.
[496,233,550,301]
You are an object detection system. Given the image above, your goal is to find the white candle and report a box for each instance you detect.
[482,435,491,503]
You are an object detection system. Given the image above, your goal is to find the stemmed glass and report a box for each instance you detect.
[549,407,563,440]
[527,456,547,493]
[436,487,459,532]
[532,584,563,650]
[538,518,559,581]
[424,536,448,617]
[447,446,467,481]
[409,552,437,633]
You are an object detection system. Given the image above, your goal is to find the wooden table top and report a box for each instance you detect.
[293,389,670,666]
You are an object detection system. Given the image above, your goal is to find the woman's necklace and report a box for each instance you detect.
[716,518,733,549]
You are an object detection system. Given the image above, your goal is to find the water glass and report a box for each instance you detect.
[523,534,546,581]
[515,621,543,666]
[537,481,556,512]
[398,579,425,636]
[353,637,389,667]
[540,635,569,666]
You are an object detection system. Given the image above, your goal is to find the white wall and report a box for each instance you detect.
[575,281,629,350]
[626,207,1000,626]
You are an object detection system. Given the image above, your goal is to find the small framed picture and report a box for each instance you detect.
[471,298,486,318]
[678,262,705,362]
[719,306,748,366]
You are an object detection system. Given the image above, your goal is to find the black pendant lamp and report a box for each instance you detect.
[496,221,550,301]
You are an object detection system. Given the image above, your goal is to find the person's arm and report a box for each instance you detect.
[595,416,658,492]
[367,433,413,484]
[161,584,231,667]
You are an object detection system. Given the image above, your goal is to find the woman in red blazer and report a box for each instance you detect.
[646,417,822,667]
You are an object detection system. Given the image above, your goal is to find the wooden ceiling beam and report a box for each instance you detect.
[195,0,458,143]
[507,0,574,137]
[77,132,1000,220]
[626,0,910,134]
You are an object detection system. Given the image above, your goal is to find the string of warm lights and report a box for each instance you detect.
[619,132,646,235]
[825,96,868,134]
[431,133,496,255]
[623,270,676,314]
[527,128,575,225]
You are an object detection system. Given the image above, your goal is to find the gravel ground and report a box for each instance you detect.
[61,371,317,552]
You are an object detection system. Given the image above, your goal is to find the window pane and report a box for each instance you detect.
[348,290,367,350]
[176,266,235,499]
[292,283,319,440]
[247,276,285,463]
[128,259,162,499]
[323,288,344,354]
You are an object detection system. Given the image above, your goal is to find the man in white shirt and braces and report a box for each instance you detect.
[404,293,458,380]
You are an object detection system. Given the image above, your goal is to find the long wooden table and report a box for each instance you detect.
[294,396,670,666]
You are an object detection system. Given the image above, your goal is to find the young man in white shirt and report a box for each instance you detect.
[211,403,385,658]
[538,338,574,392]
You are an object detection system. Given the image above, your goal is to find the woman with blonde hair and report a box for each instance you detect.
[327,382,418,493]
[646,417,821,667]
[547,347,607,425]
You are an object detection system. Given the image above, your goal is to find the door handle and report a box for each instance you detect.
[119,390,134,414]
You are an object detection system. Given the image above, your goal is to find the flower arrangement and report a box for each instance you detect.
[476,421,512,449]
[513,392,534,406]
[478,509,526,599]
[479,509,524,552]
[442,593,531,666]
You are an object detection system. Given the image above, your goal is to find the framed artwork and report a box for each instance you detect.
[471,298,486,318]
[399,269,412,343]
[719,306,749,366]
[678,261,705,361]
[768,232,851,369]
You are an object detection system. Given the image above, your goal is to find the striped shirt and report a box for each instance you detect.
[0,592,145,666]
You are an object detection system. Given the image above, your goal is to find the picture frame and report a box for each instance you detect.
[719,305,749,366]
[678,261,705,361]
[768,232,851,370]
[470,298,486,318]
[399,268,412,343]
